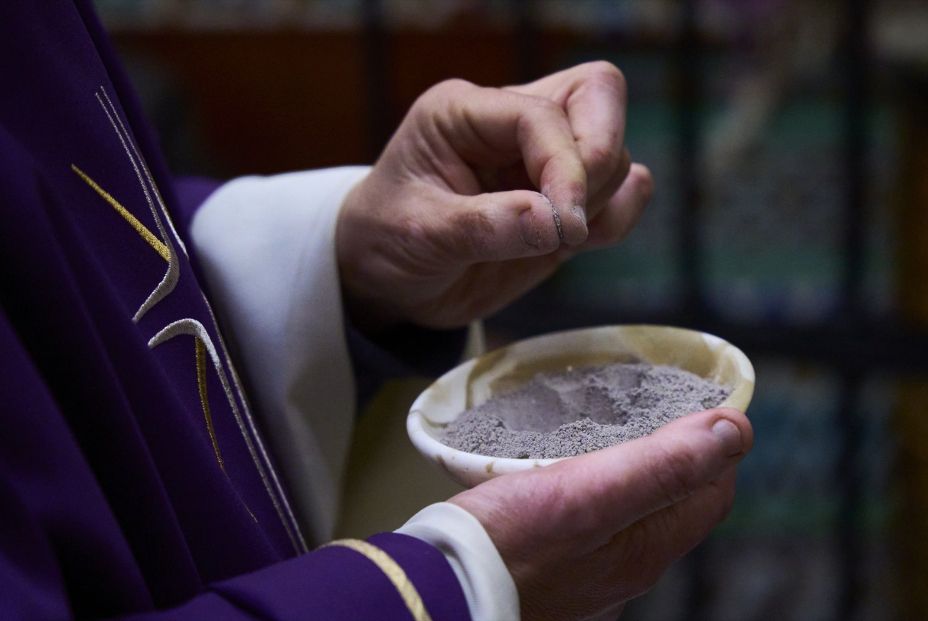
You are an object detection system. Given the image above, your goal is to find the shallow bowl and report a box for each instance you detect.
[407,325,755,488]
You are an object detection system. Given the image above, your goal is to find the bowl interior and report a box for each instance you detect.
[407,325,755,487]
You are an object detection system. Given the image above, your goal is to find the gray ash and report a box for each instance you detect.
[441,362,730,459]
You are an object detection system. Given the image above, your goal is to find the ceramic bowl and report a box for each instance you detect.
[407,324,755,488]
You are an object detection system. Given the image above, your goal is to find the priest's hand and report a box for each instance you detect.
[336,61,652,330]
[449,408,753,621]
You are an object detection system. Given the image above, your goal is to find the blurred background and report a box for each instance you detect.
[96,0,928,619]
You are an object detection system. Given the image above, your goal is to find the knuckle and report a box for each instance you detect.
[433,77,473,95]
[635,166,654,203]
[583,60,627,96]
[649,444,699,506]
[417,78,474,109]
[586,143,620,175]
[453,207,495,257]
[395,215,431,257]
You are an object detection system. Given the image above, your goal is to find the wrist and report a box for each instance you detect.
[336,178,397,332]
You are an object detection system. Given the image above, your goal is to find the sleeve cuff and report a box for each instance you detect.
[396,502,520,621]
[129,532,472,620]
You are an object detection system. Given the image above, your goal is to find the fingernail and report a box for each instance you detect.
[536,192,564,243]
[550,205,564,242]
[712,419,743,457]
[519,209,540,248]
[571,205,587,227]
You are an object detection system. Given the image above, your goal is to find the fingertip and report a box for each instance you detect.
[450,190,562,263]
[703,407,753,456]
[564,204,590,246]
[514,191,561,255]
[539,193,589,247]
[518,207,557,253]
[711,419,743,458]
[629,163,654,203]
[539,153,589,246]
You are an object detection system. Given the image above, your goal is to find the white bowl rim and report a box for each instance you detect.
[407,324,755,483]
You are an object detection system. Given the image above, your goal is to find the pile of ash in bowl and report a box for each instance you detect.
[440,362,731,459]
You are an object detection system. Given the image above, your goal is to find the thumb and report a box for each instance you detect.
[439,189,565,264]
[558,408,752,537]
[600,467,739,603]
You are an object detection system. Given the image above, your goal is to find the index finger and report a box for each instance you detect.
[556,408,752,538]
[509,61,628,196]
[422,79,589,245]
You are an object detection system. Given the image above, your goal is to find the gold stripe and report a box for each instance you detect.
[195,337,256,521]
[324,539,434,621]
[195,338,224,470]
[71,164,170,262]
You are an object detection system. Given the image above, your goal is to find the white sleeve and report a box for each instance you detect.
[189,166,369,544]
[397,502,520,621]
[190,168,516,620]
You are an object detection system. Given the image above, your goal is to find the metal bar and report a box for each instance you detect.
[840,0,870,321]
[675,1,710,618]
[835,372,864,620]
[674,0,705,318]
[836,2,870,617]
[894,72,928,621]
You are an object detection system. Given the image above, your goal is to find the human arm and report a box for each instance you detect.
[186,61,648,544]
[331,61,751,620]
[189,59,740,621]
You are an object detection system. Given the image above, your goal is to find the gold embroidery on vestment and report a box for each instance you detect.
[195,337,224,470]
[70,164,170,262]
[76,85,305,552]
[324,539,434,621]
[93,87,179,323]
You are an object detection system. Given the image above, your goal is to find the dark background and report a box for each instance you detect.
[97,1,928,618]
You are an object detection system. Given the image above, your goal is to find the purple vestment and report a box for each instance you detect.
[0,2,469,619]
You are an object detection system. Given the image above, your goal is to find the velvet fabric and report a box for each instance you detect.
[0,2,469,619]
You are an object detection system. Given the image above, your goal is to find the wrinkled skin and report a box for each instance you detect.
[451,409,752,620]
[337,61,652,331]
[336,61,752,620]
